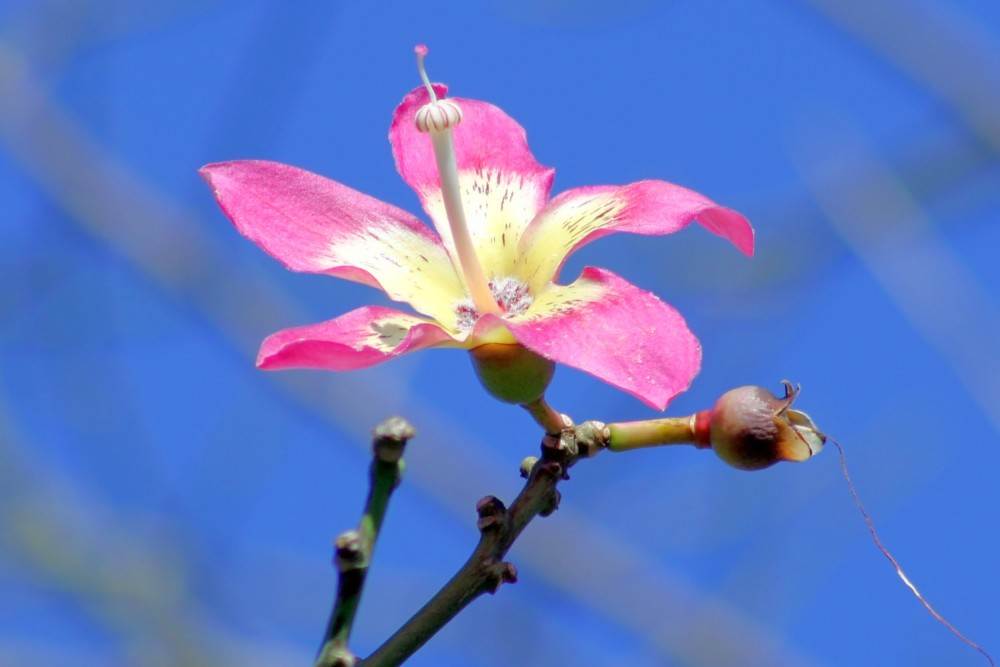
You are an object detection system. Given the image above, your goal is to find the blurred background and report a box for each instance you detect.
[2,1,998,665]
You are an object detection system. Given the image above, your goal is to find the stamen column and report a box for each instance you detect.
[413,45,500,315]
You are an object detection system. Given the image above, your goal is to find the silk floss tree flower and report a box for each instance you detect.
[200,46,754,414]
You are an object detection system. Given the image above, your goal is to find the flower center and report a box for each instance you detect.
[413,45,501,316]
[455,276,533,332]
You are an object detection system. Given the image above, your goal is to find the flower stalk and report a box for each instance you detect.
[520,396,570,435]
[315,417,414,667]
[604,415,701,452]
[604,383,825,470]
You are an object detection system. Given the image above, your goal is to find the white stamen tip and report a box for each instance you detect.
[414,44,461,133]
[415,99,462,133]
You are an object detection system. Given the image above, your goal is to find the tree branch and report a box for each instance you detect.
[316,417,414,667]
[358,421,608,667]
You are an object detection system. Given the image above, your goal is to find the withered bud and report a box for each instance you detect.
[469,343,555,404]
[699,381,825,471]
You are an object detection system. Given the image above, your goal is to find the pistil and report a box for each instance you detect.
[413,45,500,315]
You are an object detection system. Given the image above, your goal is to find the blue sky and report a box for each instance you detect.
[2,1,999,665]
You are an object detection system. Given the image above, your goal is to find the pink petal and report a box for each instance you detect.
[518,181,754,290]
[258,306,457,371]
[500,267,701,410]
[390,85,555,259]
[200,160,465,325]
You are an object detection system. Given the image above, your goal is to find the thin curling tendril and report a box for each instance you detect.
[796,426,995,667]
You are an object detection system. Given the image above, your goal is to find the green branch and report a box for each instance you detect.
[315,417,414,667]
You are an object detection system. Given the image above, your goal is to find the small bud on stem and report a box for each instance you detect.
[604,382,823,471]
[703,381,824,470]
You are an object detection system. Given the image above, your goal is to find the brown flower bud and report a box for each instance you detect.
[701,381,825,471]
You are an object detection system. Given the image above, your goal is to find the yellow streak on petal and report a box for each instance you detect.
[329,222,466,329]
[422,168,547,281]
[359,312,460,354]
[363,317,414,353]
[512,277,607,324]
[519,192,627,292]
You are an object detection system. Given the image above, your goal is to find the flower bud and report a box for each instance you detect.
[700,382,825,471]
[469,343,555,404]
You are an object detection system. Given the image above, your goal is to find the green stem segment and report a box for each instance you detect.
[315,418,415,667]
[605,415,702,452]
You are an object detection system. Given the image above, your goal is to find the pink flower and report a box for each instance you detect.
[200,49,753,410]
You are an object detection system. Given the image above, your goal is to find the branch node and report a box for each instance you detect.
[538,460,564,480]
[476,495,507,531]
[519,456,539,478]
[500,561,518,585]
[575,420,608,458]
[372,416,415,463]
[334,530,366,571]
[485,560,520,594]
[541,429,578,465]
[539,488,562,517]
[324,648,358,667]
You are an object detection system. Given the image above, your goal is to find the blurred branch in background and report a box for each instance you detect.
[793,0,1000,286]
[788,0,1000,328]
[2,0,225,73]
[0,33,821,667]
[791,115,1000,435]
[0,374,308,667]
[800,0,1000,152]
[645,0,1000,309]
